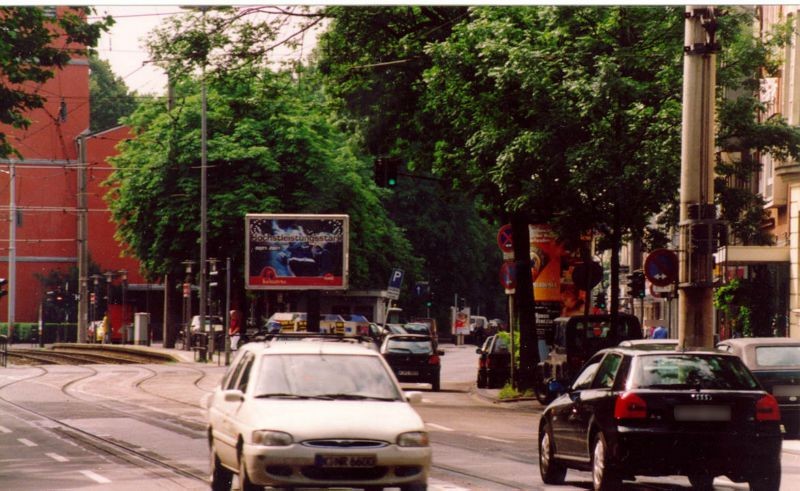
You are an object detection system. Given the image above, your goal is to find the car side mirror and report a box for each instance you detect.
[405,391,423,404]
[475,347,482,354]
[223,389,244,403]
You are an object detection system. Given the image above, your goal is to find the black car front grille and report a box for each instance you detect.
[302,439,388,449]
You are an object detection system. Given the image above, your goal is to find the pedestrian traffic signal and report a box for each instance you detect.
[0,278,6,299]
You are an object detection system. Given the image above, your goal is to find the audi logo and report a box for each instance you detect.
[691,393,712,401]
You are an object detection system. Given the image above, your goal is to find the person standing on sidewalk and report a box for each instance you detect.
[229,310,241,350]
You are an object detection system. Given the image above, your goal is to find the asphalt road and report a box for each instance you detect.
[0,341,798,490]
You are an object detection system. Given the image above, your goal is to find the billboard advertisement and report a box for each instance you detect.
[529,224,589,317]
[245,214,349,290]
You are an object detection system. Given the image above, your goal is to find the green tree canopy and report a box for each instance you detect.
[106,68,419,291]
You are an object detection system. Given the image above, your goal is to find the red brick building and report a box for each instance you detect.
[0,7,153,340]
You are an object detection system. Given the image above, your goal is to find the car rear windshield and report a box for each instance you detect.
[254,354,402,400]
[385,339,433,354]
[755,345,800,367]
[632,354,760,390]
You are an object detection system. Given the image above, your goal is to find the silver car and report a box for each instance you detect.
[206,336,431,490]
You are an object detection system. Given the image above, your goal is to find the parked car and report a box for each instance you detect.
[476,334,511,389]
[190,315,225,348]
[534,313,642,404]
[380,334,442,391]
[341,313,371,336]
[717,336,800,436]
[538,346,782,491]
[207,336,431,491]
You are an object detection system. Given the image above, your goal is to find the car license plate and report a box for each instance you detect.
[774,385,800,397]
[315,454,376,468]
[399,370,418,376]
[674,405,731,422]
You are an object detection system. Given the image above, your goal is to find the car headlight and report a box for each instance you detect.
[252,430,293,446]
[397,431,429,447]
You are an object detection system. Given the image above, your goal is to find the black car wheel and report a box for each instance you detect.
[399,482,427,491]
[431,376,441,392]
[209,442,233,491]
[688,473,714,490]
[749,458,781,491]
[534,382,554,405]
[477,371,487,389]
[539,422,566,484]
[592,432,621,491]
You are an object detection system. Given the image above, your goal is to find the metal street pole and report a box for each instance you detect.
[225,257,231,366]
[199,8,209,363]
[77,132,89,343]
[678,6,718,349]
[7,159,15,343]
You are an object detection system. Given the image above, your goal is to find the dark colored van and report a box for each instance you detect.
[534,313,641,404]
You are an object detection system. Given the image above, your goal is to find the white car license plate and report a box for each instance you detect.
[315,454,376,468]
[399,370,418,376]
[674,405,731,422]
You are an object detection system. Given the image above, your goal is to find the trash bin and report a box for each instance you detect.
[134,313,150,345]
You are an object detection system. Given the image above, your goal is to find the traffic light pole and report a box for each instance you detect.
[678,7,718,349]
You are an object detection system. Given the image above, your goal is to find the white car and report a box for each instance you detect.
[206,336,431,491]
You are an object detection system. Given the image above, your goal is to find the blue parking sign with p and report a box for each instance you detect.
[389,269,404,289]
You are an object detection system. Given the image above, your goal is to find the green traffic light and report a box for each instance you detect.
[388,178,397,187]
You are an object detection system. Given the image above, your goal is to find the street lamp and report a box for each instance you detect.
[104,271,114,343]
[91,274,102,343]
[182,260,195,350]
[119,269,128,344]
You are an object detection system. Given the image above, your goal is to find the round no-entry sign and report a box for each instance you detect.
[497,224,513,253]
[644,249,678,287]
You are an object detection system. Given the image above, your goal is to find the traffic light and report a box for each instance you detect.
[631,271,645,299]
[374,157,400,188]
[0,278,6,299]
[594,291,606,310]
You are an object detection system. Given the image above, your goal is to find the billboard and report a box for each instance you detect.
[245,214,349,290]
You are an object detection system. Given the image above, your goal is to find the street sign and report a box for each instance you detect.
[499,261,516,290]
[387,268,404,300]
[414,281,429,297]
[496,224,513,254]
[572,261,603,291]
[644,249,679,287]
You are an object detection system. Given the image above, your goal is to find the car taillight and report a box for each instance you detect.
[614,392,648,420]
[756,394,781,421]
[428,354,440,365]
[479,358,486,368]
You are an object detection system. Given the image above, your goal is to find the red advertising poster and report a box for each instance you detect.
[246,214,349,290]
[529,225,564,302]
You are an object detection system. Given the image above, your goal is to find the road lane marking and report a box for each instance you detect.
[18,438,37,447]
[46,453,69,462]
[426,423,454,432]
[477,435,513,443]
[80,470,111,484]
[0,426,11,433]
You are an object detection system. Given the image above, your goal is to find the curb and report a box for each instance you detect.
[51,343,182,363]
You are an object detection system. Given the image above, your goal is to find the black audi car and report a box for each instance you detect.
[380,334,442,391]
[538,345,782,491]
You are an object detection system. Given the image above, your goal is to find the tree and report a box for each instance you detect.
[106,69,419,295]
[89,55,140,132]
[315,6,508,328]
[0,6,112,158]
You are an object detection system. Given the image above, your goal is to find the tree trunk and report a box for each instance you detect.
[511,213,539,391]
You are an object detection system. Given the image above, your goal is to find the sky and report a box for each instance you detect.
[94,6,178,95]
[92,5,324,96]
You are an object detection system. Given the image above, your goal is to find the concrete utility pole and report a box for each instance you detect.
[77,132,89,343]
[678,6,720,349]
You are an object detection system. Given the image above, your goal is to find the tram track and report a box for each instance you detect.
[0,364,209,486]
